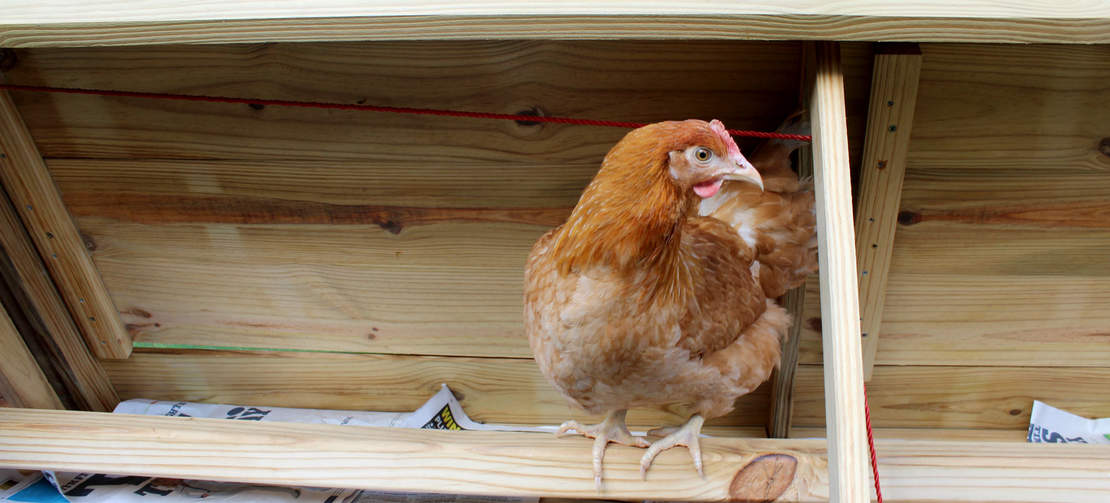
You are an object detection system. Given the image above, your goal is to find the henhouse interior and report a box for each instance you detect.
[0,3,1108,503]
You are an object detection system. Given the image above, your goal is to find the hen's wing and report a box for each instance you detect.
[698,114,817,299]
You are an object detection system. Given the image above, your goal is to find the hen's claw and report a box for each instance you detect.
[640,414,706,479]
[556,410,648,490]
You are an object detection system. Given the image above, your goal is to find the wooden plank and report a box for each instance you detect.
[800,273,1110,367]
[855,46,922,380]
[101,349,771,428]
[0,90,131,359]
[5,41,800,163]
[792,365,1110,430]
[3,409,1110,502]
[790,427,1028,442]
[810,41,868,503]
[81,218,539,357]
[0,306,63,409]
[0,187,118,411]
[2,1,1109,47]
[908,43,1110,171]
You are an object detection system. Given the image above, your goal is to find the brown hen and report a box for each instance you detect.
[523,117,815,487]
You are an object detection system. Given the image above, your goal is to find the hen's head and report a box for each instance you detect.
[604,119,763,200]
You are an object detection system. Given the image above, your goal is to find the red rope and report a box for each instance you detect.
[865,383,883,503]
[0,84,811,142]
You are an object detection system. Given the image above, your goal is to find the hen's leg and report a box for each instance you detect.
[640,414,705,478]
[556,409,649,489]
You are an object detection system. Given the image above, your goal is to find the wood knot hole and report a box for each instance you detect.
[729,453,798,502]
[897,211,921,226]
[514,107,544,126]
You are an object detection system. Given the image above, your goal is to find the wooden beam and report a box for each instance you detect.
[0,188,118,410]
[855,45,923,381]
[0,90,131,359]
[1,2,1109,47]
[810,42,869,503]
[2,409,1109,502]
[0,307,63,409]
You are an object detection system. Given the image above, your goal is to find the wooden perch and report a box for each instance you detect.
[1,409,1109,502]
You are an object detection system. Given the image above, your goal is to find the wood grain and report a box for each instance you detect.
[855,48,921,381]
[6,41,799,162]
[800,274,1110,367]
[799,43,1110,368]
[792,365,1110,430]
[0,90,131,359]
[0,185,118,411]
[907,44,1110,171]
[0,306,63,409]
[2,1,1109,47]
[80,218,540,357]
[101,349,770,429]
[810,41,868,503]
[3,408,1110,502]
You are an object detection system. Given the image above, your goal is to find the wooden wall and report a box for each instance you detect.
[5,40,811,429]
[795,43,1110,434]
[7,41,1104,435]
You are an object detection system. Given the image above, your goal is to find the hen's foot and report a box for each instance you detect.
[640,414,705,479]
[556,409,649,490]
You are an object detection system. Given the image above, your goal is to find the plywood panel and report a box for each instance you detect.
[6,41,800,162]
[101,349,771,429]
[792,365,1110,430]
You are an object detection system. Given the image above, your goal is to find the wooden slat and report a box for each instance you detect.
[0,187,117,411]
[101,349,770,429]
[810,41,868,503]
[0,306,63,409]
[4,409,1110,503]
[792,365,1110,430]
[855,46,922,380]
[0,90,131,359]
[2,1,1110,46]
[5,41,800,163]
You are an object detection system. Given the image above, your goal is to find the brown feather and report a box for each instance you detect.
[525,119,801,421]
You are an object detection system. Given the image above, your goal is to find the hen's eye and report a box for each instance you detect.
[694,147,713,162]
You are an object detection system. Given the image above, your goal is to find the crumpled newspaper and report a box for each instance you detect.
[0,385,542,502]
[1027,400,1110,444]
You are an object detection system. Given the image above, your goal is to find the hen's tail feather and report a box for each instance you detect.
[700,112,818,299]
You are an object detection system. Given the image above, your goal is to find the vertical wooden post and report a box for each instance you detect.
[0,90,131,359]
[0,305,63,409]
[856,45,922,381]
[811,42,869,503]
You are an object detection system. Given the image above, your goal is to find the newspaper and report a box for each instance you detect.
[1,385,541,503]
[1027,400,1110,444]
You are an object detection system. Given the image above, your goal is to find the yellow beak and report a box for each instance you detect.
[723,156,763,192]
